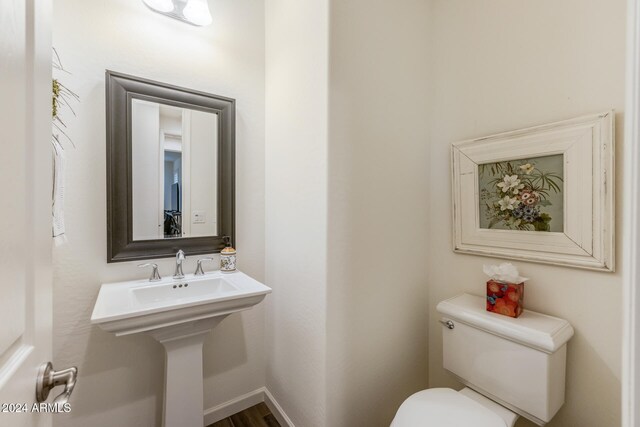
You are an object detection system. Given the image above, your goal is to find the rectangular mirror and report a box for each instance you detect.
[131,100,219,240]
[107,71,235,262]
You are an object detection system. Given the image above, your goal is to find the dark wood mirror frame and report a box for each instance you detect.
[106,71,235,263]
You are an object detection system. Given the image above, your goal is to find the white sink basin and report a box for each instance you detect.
[91,270,271,427]
[91,270,271,336]
[133,277,236,305]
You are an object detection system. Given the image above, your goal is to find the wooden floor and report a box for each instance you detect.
[208,403,281,427]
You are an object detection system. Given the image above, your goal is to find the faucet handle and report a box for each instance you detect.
[194,258,214,276]
[138,263,162,282]
[173,250,186,279]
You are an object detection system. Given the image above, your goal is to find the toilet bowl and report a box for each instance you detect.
[392,294,574,427]
[392,387,518,427]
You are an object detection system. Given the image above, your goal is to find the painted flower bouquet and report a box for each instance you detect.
[484,263,527,318]
[479,158,563,232]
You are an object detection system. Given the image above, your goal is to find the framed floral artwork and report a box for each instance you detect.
[451,111,615,271]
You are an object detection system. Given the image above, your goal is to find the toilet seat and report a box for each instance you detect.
[391,388,509,427]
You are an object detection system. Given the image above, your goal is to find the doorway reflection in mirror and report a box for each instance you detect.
[131,99,218,241]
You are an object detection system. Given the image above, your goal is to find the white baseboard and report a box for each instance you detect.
[203,387,294,427]
[264,387,295,427]
[203,388,265,425]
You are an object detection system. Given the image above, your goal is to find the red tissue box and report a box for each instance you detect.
[486,279,524,318]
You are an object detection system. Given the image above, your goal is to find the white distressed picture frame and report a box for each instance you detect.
[451,111,615,271]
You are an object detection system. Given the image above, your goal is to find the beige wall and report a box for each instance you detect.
[264,2,433,426]
[326,0,431,426]
[264,1,330,426]
[427,1,626,426]
[52,0,265,425]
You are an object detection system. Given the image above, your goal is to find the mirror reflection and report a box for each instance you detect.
[131,99,218,240]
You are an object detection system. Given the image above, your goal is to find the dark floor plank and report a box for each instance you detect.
[263,414,280,427]
[230,406,265,427]
[254,402,271,417]
[208,403,281,427]
[209,418,235,427]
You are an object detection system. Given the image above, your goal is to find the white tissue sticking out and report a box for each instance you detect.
[483,263,528,284]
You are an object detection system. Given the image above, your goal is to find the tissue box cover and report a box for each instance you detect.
[486,280,524,318]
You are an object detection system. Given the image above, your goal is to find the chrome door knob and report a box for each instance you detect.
[36,362,78,405]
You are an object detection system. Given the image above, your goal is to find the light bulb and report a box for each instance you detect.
[142,0,174,13]
[182,0,213,26]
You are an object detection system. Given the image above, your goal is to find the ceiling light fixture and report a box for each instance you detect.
[142,0,213,27]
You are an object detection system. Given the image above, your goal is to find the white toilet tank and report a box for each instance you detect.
[437,294,574,426]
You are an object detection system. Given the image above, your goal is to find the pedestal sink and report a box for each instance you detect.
[91,270,271,427]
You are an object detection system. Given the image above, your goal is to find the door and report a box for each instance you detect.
[0,0,53,426]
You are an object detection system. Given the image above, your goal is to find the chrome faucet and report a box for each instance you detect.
[174,250,185,279]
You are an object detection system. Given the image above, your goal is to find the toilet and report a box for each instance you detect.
[392,293,574,427]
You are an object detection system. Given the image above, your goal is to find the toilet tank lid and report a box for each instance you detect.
[437,294,574,353]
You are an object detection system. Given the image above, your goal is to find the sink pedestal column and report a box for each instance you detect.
[147,316,228,427]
